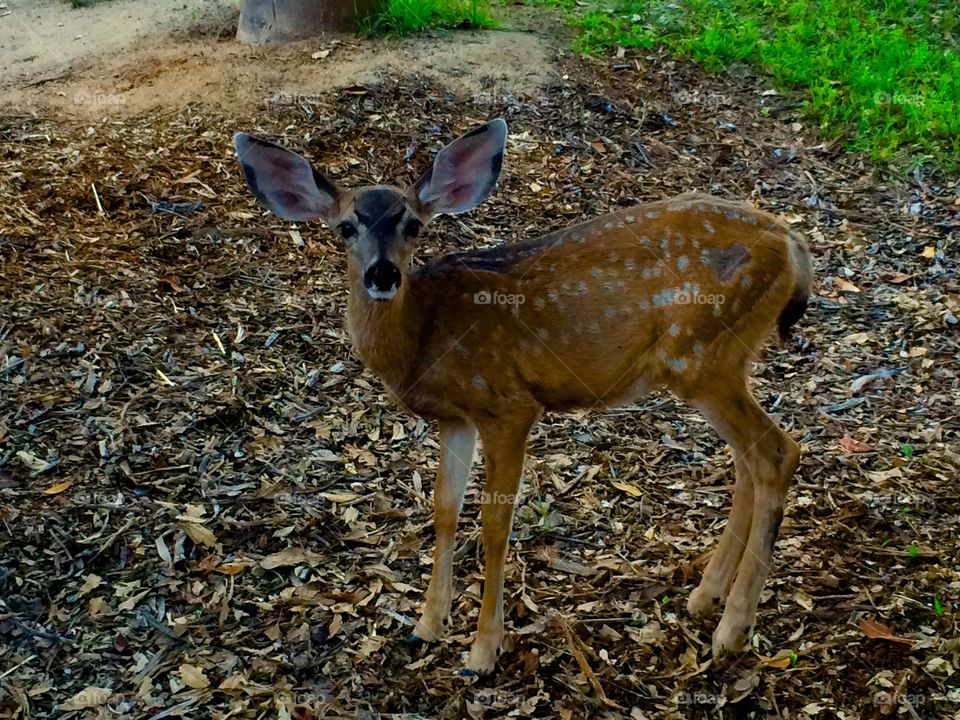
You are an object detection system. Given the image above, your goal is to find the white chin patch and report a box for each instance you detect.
[367,287,398,301]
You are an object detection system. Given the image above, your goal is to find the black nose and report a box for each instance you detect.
[363,260,402,292]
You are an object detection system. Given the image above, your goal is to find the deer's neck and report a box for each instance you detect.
[345,264,422,393]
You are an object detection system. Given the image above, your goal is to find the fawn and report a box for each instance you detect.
[234,119,812,675]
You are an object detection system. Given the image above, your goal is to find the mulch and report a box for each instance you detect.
[1,39,959,720]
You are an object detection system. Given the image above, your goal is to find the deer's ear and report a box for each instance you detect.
[411,119,506,219]
[234,133,339,222]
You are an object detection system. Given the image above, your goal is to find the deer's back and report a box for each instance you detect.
[404,193,798,416]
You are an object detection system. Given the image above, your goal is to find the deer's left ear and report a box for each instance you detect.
[411,119,507,220]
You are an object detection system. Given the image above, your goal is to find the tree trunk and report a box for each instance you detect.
[237,0,383,44]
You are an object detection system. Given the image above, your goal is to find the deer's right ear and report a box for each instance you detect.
[234,133,339,222]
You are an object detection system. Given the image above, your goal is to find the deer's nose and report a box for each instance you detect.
[363,259,402,298]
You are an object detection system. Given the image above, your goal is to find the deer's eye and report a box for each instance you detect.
[338,222,357,240]
[405,218,422,238]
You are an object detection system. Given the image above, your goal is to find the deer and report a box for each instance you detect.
[233,118,813,676]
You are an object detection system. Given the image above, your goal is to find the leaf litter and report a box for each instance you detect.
[1,34,959,720]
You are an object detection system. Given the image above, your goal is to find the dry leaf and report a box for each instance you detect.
[60,687,112,710]
[611,480,642,497]
[260,547,326,569]
[17,451,54,474]
[178,664,210,689]
[839,435,871,453]
[834,277,861,292]
[42,480,72,494]
[859,618,914,645]
[180,521,217,548]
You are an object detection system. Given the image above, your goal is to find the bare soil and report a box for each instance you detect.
[0,0,553,119]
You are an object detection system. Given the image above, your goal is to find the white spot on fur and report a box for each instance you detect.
[472,374,486,389]
[646,210,660,219]
[534,297,546,310]
[604,307,615,318]
[591,267,603,278]
[625,214,635,223]
[538,328,549,340]
[703,220,715,234]
[624,258,636,270]
[677,255,689,270]
[669,323,680,336]
[741,274,752,288]
[576,280,588,294]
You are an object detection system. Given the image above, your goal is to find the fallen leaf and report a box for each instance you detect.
[178,664,210,689]
[42,480,72,494]
[79,574,102,595]
[60,687,112,710]
[921,246,936,258]
[758,653,793,669]
[859,618,914,645]
[834,277,861,292]
[260,547,326,569]
[839,435,871,453]
[611,480,642,497]
[179,521,217,548]
[17,451,56,474]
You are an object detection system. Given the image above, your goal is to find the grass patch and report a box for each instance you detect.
[531,0,960,167]
[363,0,497,34]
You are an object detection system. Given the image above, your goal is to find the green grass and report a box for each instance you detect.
[363,0,496,34]
[530,0,960,167]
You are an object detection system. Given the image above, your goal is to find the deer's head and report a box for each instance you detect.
[234,119,507,301]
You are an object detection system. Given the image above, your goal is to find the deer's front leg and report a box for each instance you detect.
[464,419,531,675]
[411,420,477,643]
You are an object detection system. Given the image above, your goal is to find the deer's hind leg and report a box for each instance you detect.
[686,378,800,657]
[686,452,754,619]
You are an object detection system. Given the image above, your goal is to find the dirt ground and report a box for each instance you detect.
[0,0,552,117]
[1,3,959,720]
